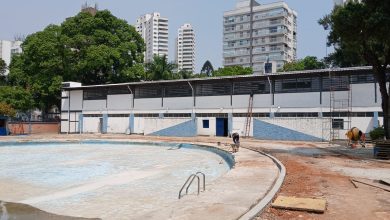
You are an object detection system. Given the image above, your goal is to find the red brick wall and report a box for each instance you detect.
[8,122,60,135]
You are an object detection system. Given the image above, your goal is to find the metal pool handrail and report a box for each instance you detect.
[178,172,206,199]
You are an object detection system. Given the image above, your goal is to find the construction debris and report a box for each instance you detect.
[350,179,358,188]
[352,178,390,192]
[272,196,327,213]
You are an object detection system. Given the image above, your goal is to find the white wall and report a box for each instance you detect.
[83,117,100,133]
[107,94,132,110]
[163,97,193,109]
[143,118,190,135]
[196,96,231,109]
[197,117,216,136]
[133,117,145,134]
[261,117,327,139]
[232,94,272,108]
[69,90,83,110]
[275,92,320,108]
[351,84,378,107]
[134,98,162,110]
[231,117,251,136]
[83,100,106,111]
[107,117,129,134]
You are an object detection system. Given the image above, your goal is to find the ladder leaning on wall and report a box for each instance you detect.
[244,93,254,137]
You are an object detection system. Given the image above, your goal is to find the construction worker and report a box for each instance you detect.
[346,127,366,148]
[231,132,240,153]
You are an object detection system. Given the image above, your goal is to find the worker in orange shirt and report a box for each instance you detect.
[346,127,366,148]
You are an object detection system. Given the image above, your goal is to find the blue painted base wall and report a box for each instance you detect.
[150,119,197,137]
[253,119,322,141]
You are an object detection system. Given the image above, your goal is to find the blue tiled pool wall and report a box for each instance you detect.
[0,140,235,169]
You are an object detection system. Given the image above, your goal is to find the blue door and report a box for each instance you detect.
[0,119,6,136]
[216,118,228,137]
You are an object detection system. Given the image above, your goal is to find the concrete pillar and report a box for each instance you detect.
[228,112,233,135]
[129,113,134,134]
[78,113,83,134]
[373,111,379,128]
[102,114,108,134]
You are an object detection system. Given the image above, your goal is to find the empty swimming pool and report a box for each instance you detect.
[0,141,233,219]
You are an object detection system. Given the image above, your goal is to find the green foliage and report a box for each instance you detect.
[8,9,145,113]
[212,66,252,77]
[145,55,178,80]
[0,86,34,112]
[319,0,390,137]
[201,60,214,77]
[369,127,385,141]
[0,102,16,117]
[281,56,325,72]
[0,58,6,85]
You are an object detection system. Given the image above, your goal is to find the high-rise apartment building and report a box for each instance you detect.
[0,40,22,75]
[223,0,297,74]
[176,24,195,73]
[136,12,168,63]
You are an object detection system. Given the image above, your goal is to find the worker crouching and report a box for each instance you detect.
[345,127,366,148]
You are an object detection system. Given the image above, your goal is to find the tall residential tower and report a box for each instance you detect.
[223,0,297,74]
[0,40,22,75]
[176,24,196,73]
[136,12,168,63]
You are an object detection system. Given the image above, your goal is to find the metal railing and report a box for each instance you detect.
[178,172,205,199]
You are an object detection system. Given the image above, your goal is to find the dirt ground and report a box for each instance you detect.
[241,140,390,220]
[1,134,390,220]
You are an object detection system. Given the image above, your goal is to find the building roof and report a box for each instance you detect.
[62,66,375,90]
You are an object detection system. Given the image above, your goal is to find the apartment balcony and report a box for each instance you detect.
[253,29,287,37]
[253,11,288,21]
[223,51,250,58]
[224,60,250,66]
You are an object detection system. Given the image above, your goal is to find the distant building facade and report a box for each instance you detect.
[0,40,22,75]
[176,24,195,73]
[81,3,98,16]
[223,0,297,74]
[136,12,169,63]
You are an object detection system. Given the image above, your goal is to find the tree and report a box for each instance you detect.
[0,58,6,85]
[0,86,34,112]
[201,60,214,77]
[145,55,177,80]
[281,56,326,72]
[212,66,252,77]
[8,10,145,115]
[0,102,16,117]
[319,0,390,138]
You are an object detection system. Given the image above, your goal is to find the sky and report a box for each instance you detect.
[0,0,334,72]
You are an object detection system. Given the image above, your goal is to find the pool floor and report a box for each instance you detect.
[0,142,230,219]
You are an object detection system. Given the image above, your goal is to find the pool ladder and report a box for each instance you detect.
[178,172,205,199]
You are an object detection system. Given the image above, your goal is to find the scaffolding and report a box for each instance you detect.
[328,70,352,143]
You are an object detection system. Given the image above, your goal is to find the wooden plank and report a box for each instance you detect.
[350,179,358,188]
[352,178,390,192]
[379,179,390,186]
[272,196,327,213]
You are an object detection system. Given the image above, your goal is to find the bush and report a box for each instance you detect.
[369,127,385,140]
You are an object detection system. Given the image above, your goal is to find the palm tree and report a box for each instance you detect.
[145,55,177,80]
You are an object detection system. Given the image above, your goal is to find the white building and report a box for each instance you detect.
[135,12,169,63]
[0,40,22,75]
[223,0,297,74]
[61,66,384,142]
[176,24,196,73]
